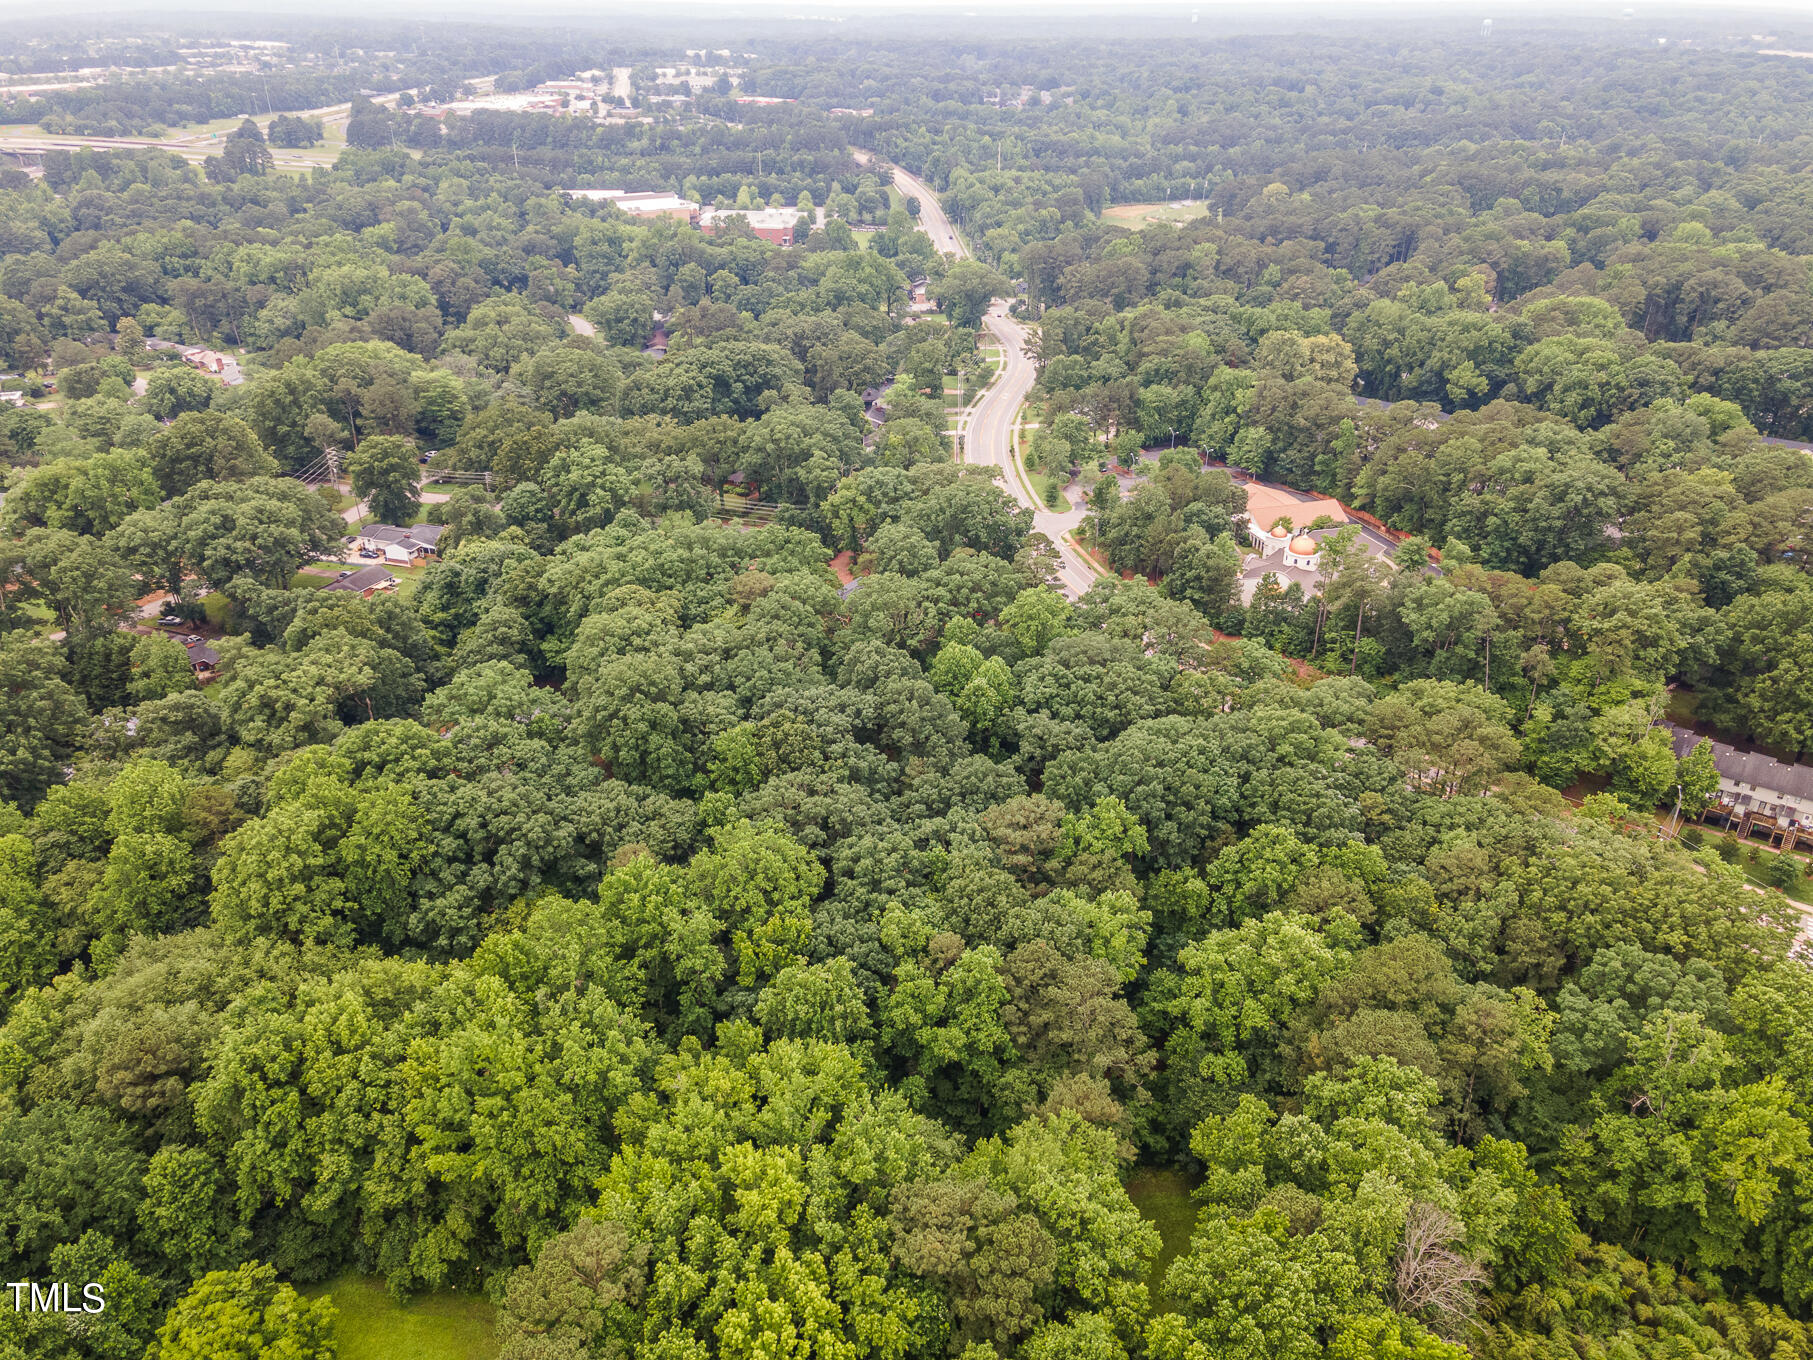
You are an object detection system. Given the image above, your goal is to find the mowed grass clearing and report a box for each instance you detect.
[1124,1167,1199,1313]
[304,1275,497,1360]
[1102,201,1212,227]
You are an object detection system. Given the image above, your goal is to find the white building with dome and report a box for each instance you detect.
[1282,533,1320,569]
[1232,488,1403,607]
[1245,517,1322,570]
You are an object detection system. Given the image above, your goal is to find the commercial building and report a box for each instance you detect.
[700,206,802,246]
[562,189,701,223]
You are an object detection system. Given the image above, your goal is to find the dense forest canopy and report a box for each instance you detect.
[0,9,1811,1360]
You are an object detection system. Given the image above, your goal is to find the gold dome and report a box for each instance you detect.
[1288,534,1318,555]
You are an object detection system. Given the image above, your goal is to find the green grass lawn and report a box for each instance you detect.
[388,566,427,601]
[289,569,333,589]
[303,1275,497,1360]
[1125,1168,1198,1314]
[1685,828,1813,903]
[1102,201,1212,228]
[1733,840,1811,903]
[1028,467,1072,510]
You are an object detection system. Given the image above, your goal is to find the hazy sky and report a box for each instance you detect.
[22,0,1813,14]
[5,0,1808,30]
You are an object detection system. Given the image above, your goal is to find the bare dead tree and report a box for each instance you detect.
[1389,1202,1490,1337]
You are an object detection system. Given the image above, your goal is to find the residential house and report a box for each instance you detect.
[182,348,228,375]
[352,523,444,564]
[178,346,244,386]
[178,635,219,680]
[863,385,890,432]
[1667,724,1813,831]
[324,565,399,597]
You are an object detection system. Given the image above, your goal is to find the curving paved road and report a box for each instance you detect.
[856,150,1097,595]
[969,303,1097,597]
[0,76,498,176]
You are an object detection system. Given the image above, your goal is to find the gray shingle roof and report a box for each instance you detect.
[1667,724,1813,801]
[324,565,397,593]
[360,523,443,548]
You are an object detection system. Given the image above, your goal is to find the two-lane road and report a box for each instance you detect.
[858,150,1097,595]
[887,161,966,260]
[969,304,1097,598]
[853,149,966,260]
